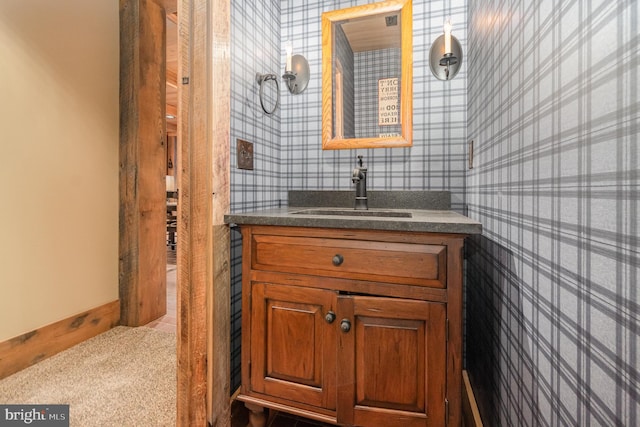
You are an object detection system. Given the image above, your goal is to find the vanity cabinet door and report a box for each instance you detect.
[336,296,447,427]
[249,282,338,411]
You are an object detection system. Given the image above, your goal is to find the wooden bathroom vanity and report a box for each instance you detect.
[226,191,482,427]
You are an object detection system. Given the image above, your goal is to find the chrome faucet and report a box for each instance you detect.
[352,155,368,210]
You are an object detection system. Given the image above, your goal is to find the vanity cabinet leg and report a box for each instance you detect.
[245,403,266,427]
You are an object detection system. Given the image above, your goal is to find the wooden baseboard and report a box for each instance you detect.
[463,370,484,427]
[0,300,120,380]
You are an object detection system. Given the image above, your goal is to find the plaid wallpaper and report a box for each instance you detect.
[334,24,356,137]
[281,0,469,211]
[354,48,402,137]
[466,0,640,425]
[230,0,283,392]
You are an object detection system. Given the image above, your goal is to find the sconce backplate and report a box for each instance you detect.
[285,54,310,94]
[429,34,463,81]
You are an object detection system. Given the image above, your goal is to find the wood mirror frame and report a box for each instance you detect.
[322,0,412,150]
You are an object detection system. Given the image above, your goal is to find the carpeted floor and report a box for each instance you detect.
[0,326,176,427]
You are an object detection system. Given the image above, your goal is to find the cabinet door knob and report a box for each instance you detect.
[340,319,352,333]
[332,254,344,266]
[325,311,336,324]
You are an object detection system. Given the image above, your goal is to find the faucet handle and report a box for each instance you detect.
[357,155,363,167]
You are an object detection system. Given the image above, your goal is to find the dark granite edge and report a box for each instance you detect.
[224,212,482,235]
[288,190,451,210]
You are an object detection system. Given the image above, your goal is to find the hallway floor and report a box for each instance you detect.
[144,249,177,333]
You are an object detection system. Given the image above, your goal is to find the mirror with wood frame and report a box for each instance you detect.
[322,0,412,150]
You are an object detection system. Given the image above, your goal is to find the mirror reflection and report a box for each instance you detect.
[322,0,412,150]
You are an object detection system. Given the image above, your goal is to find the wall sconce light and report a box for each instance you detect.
[429,18,463,81]
[282,40,310,94]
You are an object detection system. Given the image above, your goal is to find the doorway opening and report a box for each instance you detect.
[120,0,231,423]
[145,11,179,334]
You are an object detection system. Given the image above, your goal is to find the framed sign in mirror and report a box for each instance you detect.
[322,0,412,150]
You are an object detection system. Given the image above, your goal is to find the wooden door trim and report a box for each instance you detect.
[177,0,231,425]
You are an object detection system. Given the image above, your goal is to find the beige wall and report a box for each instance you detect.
[0,0,119,341]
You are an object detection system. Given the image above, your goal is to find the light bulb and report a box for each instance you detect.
[444,19,452,55]
[285,40,293,72]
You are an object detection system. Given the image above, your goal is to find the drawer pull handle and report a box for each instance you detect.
[340,319,351,333]
[332,254,344,266]
[325,311,336,324]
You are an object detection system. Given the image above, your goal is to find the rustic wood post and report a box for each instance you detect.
[119,0,167,327]
[177,0,231,425]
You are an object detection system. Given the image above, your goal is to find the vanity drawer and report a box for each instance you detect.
[251,234,447,288]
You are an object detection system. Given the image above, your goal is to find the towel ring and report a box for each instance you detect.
[255,73,280,115]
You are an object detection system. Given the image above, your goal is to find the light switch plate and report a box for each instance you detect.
[237,139,254,170]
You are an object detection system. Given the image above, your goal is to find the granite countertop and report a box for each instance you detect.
[224,191,482,235]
